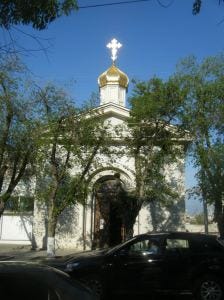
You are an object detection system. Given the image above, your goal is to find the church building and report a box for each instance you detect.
[0,39,186,249]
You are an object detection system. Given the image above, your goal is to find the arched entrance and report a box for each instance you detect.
[92,173,126,249]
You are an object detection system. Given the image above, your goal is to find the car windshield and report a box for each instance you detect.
[105,236,138,254]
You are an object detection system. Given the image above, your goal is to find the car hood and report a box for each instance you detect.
[33,249,107,268]
[63,249,107,263]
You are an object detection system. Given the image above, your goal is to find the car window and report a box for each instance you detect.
[165,238,189,251]
[128,238,160,255]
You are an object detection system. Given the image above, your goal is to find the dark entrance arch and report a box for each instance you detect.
[92,173,125,249]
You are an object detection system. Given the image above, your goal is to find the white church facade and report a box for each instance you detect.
[0,39,186,249]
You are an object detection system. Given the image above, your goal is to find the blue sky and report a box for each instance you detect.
[1,0,224,214]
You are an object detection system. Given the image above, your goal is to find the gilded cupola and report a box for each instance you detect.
[98,38,129,107]
[98,64,129,89]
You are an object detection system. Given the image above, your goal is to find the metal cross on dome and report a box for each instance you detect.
[107,38,122,63]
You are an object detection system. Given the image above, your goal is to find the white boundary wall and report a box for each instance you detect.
[0,214,33,245]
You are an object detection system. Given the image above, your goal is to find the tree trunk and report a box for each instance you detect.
[214,199,224,239]
[217,213,224,239]
[47,215,57,257]
[47,236,55,257]
[47,186,58,257]
[0,200,5,219]
[125,225,134,240]
[0,193,10,219]
[123,202,141,241]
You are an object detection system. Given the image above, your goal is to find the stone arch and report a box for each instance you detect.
[87,166,135,200]
[86,167,135,249]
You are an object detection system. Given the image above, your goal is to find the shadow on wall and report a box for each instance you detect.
[148,197,185,232]
[147,166,185,232]
[56,205,79,247]
[33,202,80,250]
[77,232,92,250]
[19,215,33,242]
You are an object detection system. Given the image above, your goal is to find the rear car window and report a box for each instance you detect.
[166,239,189,250]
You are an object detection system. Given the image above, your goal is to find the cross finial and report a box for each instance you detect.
[107,38,122,63]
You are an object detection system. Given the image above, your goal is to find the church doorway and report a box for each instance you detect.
[92,173,126,249]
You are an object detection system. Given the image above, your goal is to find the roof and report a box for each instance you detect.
[96,102,130,121]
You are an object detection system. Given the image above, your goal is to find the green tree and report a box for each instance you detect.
[35,84,108,256]
[0,0,78,30]
[192,0,224,14]
[175,54,224,238]
[123,77,187,238]
[0,55,38,218]
[189,213,205,225]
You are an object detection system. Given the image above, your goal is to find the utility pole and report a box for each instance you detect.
[202,195,209,234]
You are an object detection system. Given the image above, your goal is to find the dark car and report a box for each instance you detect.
[0,255,14,261]
[0,261,97,300]
[43,232,224,300]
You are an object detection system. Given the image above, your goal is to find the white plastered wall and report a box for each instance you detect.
[100,85,126,106]
[133,150,186,235]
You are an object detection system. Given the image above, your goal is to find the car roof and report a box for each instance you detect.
[137,231,218,240]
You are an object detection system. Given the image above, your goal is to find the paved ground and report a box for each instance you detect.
[0,243,77,260]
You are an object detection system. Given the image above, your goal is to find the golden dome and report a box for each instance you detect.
[98,64,129,89]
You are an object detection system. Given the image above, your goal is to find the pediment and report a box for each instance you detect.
[97,103,130,121]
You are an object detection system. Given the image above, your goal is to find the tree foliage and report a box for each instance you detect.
[189,213,205,225]
[192,0,224,14]
[34,83,109,256]
[174,54,224,238]
[0,55,38,217]
[192,0,202,14]
[0,0,78,30]
[123,77,187,236]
